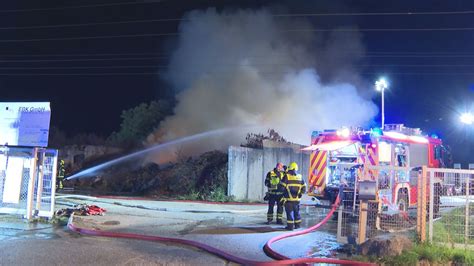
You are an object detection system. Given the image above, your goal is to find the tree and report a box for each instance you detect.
[109,100,173,146]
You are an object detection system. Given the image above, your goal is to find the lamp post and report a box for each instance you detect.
[460,112,474,125]
[375,78,388,129]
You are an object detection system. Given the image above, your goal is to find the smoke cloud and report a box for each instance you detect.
[147,8,377,157]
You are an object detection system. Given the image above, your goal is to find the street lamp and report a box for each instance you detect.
[375,78,389,129]
[460,112,474,125]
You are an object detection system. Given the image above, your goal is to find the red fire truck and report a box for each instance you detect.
[304,124,450,212]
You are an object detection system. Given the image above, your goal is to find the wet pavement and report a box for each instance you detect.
[0,195,345,265]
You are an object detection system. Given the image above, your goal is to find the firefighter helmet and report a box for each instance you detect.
[288,162,298,171]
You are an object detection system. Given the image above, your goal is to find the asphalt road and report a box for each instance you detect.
[0,195,342,265]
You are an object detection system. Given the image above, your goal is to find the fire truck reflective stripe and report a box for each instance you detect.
[368,149,376,165]
[309,153,317,184]
[315,163,327,186]
[366,146,378,180]
[310,151,319,167]
[314,154,327,186]
[309,151,325,184]
[311,151,323,170]
[312,151,325,171]
[315,157,326,177]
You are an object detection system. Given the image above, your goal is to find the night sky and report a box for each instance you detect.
[1,0,474,163]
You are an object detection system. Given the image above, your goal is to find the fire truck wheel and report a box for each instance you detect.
[397,190,409,212]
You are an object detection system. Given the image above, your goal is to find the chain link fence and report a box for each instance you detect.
[420,167,474,249]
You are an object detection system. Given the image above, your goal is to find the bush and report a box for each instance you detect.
[108,100,173,147]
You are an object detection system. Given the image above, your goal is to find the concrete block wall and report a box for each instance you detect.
[228,141,311,201]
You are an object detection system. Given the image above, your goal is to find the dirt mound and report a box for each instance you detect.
[359,234,413,257]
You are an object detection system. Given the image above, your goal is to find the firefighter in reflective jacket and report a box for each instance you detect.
[279,162,306,230]
[264,162,285,224]
[56,160,65,190]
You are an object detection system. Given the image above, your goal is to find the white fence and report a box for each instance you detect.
[0,146,58,219]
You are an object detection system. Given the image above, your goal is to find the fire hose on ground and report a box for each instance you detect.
[67,194,373,265]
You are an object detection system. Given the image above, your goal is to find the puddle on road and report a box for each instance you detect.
[0,226,61,241]
[306,232,341,258]
[200,216,235,227]
[190,225,284,234]
[178,216,236,235]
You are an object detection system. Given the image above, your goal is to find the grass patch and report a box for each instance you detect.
[431,204,474,246]
[176,187,236,202]
[375,243,474,265]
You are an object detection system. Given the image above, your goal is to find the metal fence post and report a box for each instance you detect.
[465,174,470,248]
[422,166,428,242]
[428,167,434,243]
[417,168,426,242]
[26,148,38,220]
[358,200,368,244]
[34,152,44,216]
[337,205,344,242]
[50,152,58,216]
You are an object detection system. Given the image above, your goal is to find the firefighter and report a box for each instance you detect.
[264,162,285,224]
[56,160,65,191]
[280,162,306,230]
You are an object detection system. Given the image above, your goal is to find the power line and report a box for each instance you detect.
[0,1,165,13]
[0,57,166,62]
[0,72,473,76]
[0,33,177,43]
[1,15,474,32]
[0,65,160,70]
[3,63,474,70]
[362,54,474,58]
[0,18,182,30]
[0,52,168,57]
[0,72,157,76]
[359,64,474,67]
[0,71,474,78]
[1,11,474,31]
[274,10,474,17]
[2,2,473,17]
[3,51,474,57]
[4,55,474,63]
[286,27,474,32]
[2,27,474,43]
[363,72,474,75]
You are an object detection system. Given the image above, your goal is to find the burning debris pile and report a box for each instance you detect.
[242,129,289,149]
[70,150,229,201]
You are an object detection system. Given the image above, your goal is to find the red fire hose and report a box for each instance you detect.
[67,195,373,265]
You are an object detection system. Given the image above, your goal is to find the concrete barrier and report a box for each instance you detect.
[228,141,310,201]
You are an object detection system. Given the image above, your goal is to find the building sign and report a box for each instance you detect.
[0,102,51,147]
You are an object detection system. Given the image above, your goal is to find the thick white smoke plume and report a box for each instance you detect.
[147,8,377,157]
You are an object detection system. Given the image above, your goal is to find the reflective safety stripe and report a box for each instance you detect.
[285,184,304,201]
[287,174,302,181]
[268,191,283,195]
[287,220,294,224]
[294,219,301,223]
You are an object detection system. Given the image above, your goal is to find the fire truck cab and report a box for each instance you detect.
[305,124,450,211]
